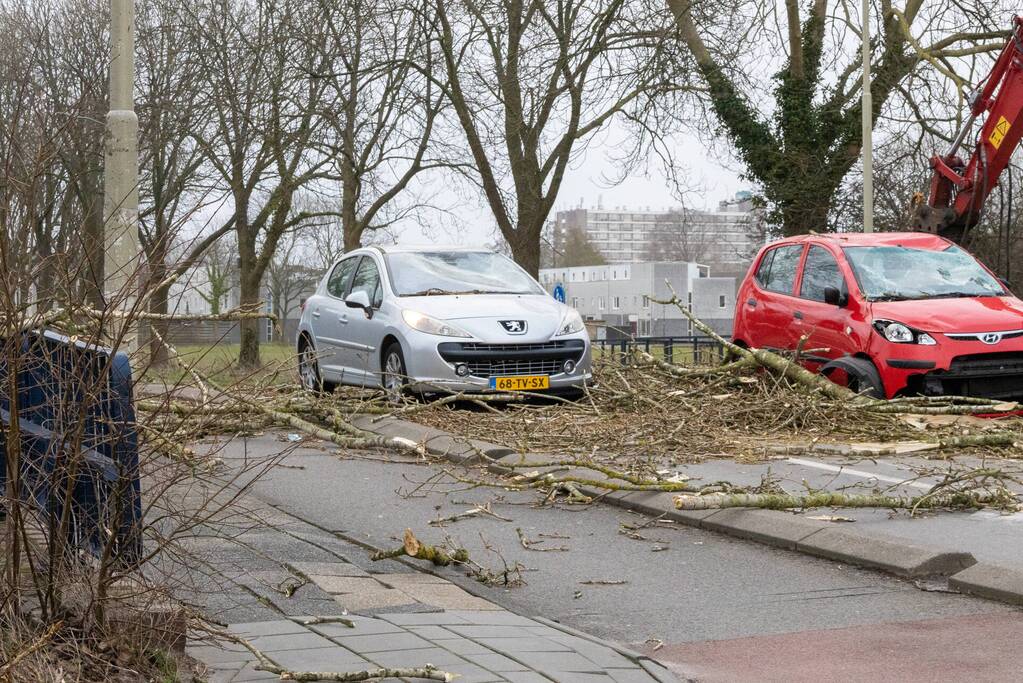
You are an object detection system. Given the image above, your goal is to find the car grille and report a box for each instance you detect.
[924,352,1023,400]
[467,359,564,377]
[437,340,585,378]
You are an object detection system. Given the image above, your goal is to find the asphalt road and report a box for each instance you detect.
[209,434,1023,682]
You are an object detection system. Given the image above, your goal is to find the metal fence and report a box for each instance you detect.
[592,335,728,365]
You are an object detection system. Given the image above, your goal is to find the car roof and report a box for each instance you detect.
[768,231,953,250]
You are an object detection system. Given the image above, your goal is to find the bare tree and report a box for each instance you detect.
[197,235,235,316]
[666,0,1012,236]
[265,230,318,342]
[186,0,332,368]
[312,0,449,251]
[432,0,677,275]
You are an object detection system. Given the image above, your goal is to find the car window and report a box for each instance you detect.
[800,245,846,301]
[757,245,802,294]
[327,257,359,298]
[754,249,776,286]
[349,257,383,307]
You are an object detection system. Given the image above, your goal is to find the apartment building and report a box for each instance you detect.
[539,261,736,338]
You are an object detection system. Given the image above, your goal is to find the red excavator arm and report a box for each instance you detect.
[913,16,1023,241]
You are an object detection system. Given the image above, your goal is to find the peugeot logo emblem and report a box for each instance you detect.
[981,333,1002,345]
[500,320,527,334]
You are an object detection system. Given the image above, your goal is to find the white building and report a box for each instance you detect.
[552,192,764,278]
[539,261,735,338]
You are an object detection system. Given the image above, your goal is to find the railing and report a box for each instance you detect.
[592,335,728,365]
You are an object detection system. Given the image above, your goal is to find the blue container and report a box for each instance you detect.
[0,331,142,566]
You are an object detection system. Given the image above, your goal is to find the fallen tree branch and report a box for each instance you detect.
[674,489,1010,511]
[371,529,469,566]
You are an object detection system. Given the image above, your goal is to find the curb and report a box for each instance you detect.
[358,416,1023,604]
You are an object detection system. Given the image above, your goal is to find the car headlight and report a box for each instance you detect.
[402,310,471,338]
[556,309,584,336]
[872,319,936,345]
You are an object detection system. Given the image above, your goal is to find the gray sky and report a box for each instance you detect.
[395,131,746,248]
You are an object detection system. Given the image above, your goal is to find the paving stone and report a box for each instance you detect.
[367,646,470,669]
[335,588,418,611]
[409,625,457,640]
[432,638,493,656]
[378,572,451,588]
[446,611,539,627]
[382,612,474,626]
[291,561,371,578]
[449,625,538,639]
[231,661,282,682]
[312,576,384,595]
[400,584,499,610]
[503,673,555,683]
[200,666,239,683]
[333,631,434,653]
[230,620,309,638]
[609,670,660,683]
[310,616,405,638]
[499,650,603,673]
[268,647,371,672]
[436,661,506,683]
[186,645,253,666]
[547,673,615,683]
[477,637,574,654]
[544,636,639,669]
[467,652,531,672]
[248,630,336,652]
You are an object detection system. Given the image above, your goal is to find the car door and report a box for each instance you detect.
[312,255,360,380]
[794,244,854,367]
[745,243,804,351]
[336,255,385,386]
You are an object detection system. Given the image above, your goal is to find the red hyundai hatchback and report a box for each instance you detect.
[733,232,1023,400]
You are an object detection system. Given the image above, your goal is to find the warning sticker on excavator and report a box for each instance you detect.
[990,116,1011,149]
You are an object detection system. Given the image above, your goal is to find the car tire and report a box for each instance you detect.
[299,337,334,394]
[820,356,884,399]
[381,342,408,402]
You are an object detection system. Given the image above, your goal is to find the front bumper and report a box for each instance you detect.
[403,332,592,394]
[877,335,1023,400]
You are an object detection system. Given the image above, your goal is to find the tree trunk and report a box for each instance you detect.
[238,271,261,369]
[778,190,835,237]
[509,231,542,278]
[148,278,170,367]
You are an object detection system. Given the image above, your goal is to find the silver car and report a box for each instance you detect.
[296,246,592,397]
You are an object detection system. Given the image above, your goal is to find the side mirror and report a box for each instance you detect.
[823,286,847,307]
[345,290,373,317]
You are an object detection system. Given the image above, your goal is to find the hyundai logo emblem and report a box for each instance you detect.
[981,332,1002,345]
[500,320,527,334]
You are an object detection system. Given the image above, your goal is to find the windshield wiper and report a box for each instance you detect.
[869,292,916,301]
[405,288,459,296]
[405,288,523,296]
[923,291,992,299]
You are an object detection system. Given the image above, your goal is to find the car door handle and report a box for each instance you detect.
[338,314,349,324]
[311,309,320,318]
[793,311,803,320]
[746,298,757,308]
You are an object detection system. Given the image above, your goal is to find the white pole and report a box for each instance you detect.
[861,0,874,233]
[104,0,141,346]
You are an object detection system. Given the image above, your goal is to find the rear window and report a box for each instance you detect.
[755,245,803,294]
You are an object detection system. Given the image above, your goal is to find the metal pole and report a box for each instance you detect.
[861,0,874,232]
[104,0,141,335]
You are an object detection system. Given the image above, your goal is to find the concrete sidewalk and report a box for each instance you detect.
[181,474,679,683]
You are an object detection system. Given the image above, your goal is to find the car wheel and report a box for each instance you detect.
[820,357,884,399]
[299,338,327,393]
[381,343,408,402]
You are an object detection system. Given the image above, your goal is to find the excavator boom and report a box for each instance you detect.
[914,16,1023,241]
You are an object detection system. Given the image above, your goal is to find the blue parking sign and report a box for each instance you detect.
[552,283,566,303]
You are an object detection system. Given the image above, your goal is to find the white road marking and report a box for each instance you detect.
[786,457,934,491]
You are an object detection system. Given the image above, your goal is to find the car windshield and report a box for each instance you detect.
[386,251,545,297]
[843,245,1005,300]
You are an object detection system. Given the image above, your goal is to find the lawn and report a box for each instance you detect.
[145,342,297,386]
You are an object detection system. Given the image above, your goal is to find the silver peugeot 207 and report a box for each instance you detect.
[296,246,592,398]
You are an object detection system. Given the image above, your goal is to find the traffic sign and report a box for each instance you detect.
[552,283,566,303]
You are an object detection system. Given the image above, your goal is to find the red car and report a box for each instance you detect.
[733,232,1023,400]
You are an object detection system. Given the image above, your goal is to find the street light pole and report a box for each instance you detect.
[861,0,874,233]
[104,0,141,334]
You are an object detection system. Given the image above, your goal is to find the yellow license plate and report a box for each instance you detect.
[489,375,550,391]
